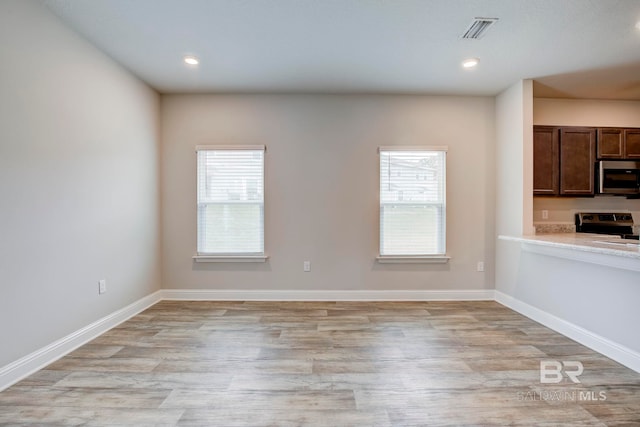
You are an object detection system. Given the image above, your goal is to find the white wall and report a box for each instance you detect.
[495,80,533,296]
[534,98,640,127]
[0,0,161,367]
[533,98,640,224]
[510,252,640,356]
[161,94,495,292]
[534,197,640,225]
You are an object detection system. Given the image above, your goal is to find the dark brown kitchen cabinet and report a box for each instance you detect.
[560,127,596,196]
[597,128,624,158]
[625,129,640,158]
[533,126,559,195]
[596,128,640,159]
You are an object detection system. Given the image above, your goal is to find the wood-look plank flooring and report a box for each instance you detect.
[1,301,639,426]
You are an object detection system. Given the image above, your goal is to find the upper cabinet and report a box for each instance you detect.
[597,128,623,158]
[533,126,559,195]
[625,129,640,159]
[559,128,596,196]
[597,128,640,159]
[533,126,596,197]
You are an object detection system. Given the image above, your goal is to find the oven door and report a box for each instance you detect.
[598,161,640,194]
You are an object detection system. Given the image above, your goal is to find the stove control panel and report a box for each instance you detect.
[576,212,634,226]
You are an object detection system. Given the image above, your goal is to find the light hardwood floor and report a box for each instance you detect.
[1,301,639,426]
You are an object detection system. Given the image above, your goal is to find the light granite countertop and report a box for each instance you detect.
[533,223,575,234]
[499,233,640,260]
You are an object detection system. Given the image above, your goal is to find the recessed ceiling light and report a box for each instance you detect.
[635,21,640,30]
[462,58,479,69]
[183,55,199,66]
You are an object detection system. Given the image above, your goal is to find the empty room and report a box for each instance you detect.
[1,0,640,425]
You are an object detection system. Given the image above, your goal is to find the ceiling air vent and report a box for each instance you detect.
[461,18,498,39]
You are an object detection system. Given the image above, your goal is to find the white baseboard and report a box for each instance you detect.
[495,290,640,373]
[0,291,163,392]
[160,289,496,301]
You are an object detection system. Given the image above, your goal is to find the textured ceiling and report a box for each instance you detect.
[42,0,640,98]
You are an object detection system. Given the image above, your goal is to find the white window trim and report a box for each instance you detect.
[195,145,266,261]
[378,146,449,262]
[378,145,448,153]
[193,254,269,263]
[196,144,266,152]
[376,255,450,264]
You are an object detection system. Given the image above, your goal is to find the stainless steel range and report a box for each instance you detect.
[575,212,639,240]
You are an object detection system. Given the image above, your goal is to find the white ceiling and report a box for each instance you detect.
[42,0,640,99]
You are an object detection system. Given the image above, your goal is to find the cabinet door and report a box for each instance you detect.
[560,127,596,196]
[597,128,624,159]
[624,129,640,159]
[533,126,559,195]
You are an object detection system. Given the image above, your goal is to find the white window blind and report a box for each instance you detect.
[379,147,447,256]
[196,146,265,256]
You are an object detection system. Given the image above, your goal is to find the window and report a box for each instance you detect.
[195,145,265,260]
[379,147,447,261]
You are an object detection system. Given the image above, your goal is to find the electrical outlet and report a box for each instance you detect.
[477,262,484,272]
[98,279,107,294]
[303,261,311,272]
[542,210,549,220]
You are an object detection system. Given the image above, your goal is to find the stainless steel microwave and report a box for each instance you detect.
[598,160,640,195]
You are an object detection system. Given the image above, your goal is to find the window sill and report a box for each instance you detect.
[376,255,450,264]
[193,255,269,263]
